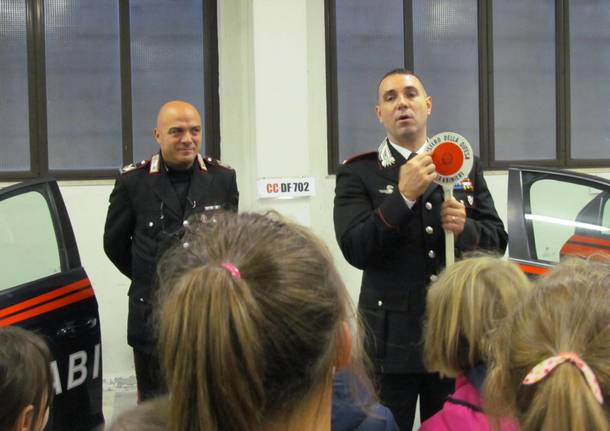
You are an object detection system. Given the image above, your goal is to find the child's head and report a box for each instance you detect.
[423,255,530,377]
[156,212,363,431]
[0,326,54,431]
[485,258,610,431]
[108,398,169,431]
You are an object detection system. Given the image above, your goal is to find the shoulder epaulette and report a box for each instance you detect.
[120,159,150,174]
[342,151,377,165]
[202,154,233,170]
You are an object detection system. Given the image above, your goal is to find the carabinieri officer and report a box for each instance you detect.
[104,100,238,401]
[333,69,506,430]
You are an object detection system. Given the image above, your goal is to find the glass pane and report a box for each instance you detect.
[0,191,61,291]
[0,0,30,171]
[335,0,404,162]
[413,0,479,155]
[130,0,205,161]
[602,199,610,237]
[493,0,556,161]
[44,0,122,170]
[528,179,609,263]
[569,1,610,159]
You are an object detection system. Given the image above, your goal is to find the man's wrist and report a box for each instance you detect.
[400,192,416,209]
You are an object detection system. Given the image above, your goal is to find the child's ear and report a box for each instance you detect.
[14,405,34,431]
[335,321,353,369]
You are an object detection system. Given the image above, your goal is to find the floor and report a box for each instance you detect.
[102,376,137,424]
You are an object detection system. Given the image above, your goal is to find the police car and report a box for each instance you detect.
[0,178,103,431]
[507,166,610,275]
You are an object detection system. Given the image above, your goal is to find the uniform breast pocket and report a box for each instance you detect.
[189,203,226,224]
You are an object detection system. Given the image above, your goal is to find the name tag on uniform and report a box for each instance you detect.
[204,204,222,211]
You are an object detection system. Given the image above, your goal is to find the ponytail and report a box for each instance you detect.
[159,265,266,431]
[484,258,610,431]
[517,364,608,431]
[156,212,362,431]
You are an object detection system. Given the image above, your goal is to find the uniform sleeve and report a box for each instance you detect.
[333,164,414,270]
[103,176,135,278]
[456,160,508,254]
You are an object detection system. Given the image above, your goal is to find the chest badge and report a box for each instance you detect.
[468,195,474,206]
[379,185,394,195]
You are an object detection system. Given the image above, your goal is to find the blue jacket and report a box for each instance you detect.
[332,369,399,431]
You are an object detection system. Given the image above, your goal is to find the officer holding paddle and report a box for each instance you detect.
[333,68,507,430]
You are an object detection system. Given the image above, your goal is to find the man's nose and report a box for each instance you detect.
[181,132,193,143]
[397,94,408,108]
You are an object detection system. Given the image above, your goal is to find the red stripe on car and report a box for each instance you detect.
[0,278,91,319]
[567,234,610,249]
[517,263,549,275]
[0,287,95,326]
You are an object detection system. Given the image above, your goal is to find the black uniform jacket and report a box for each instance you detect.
[103,153,239,349]
[333,142,507,373]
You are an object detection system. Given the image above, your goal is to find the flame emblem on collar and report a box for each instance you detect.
[378,138,396,168]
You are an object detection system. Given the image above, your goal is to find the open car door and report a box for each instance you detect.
[0,178,104,430]
[507,166,610,277]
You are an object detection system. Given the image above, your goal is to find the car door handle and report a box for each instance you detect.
[56,318,98,338]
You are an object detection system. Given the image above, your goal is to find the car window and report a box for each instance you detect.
[0,190,61,291]
[528,179,610,263]
[602,199,610,237]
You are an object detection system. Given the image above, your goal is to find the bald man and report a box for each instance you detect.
[104,100,239,400]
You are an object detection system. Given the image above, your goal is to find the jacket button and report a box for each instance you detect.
[425,202,432,210]
[148,221,154,227]
[428,250,436,259]
[425,226,433,235]
[139,297,145,303]
[378,300,383,307]
[183,220,189,226]
[430,274,438,282]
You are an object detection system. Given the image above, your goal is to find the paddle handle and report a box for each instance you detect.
[444,187,455,267]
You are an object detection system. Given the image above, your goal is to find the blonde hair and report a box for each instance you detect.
[155,212,370,431]
[485,258,610,431]
[423,255,530,377]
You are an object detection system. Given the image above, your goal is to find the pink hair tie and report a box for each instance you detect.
[221,262,241,279]
[522,351,603,404]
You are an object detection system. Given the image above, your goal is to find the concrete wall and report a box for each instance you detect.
[3,0,610,385]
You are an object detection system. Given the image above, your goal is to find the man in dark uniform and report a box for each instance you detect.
[103,100,238,401]
[333,69,507,429]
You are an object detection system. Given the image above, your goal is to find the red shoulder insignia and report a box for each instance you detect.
[342,151,377,165]
[120,158,150,174]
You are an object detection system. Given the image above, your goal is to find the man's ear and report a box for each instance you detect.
[426,95,432,115]
[14,405,34,431]
[153,128,160,144]
[375,105,383,123]
[335,321,353,369]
